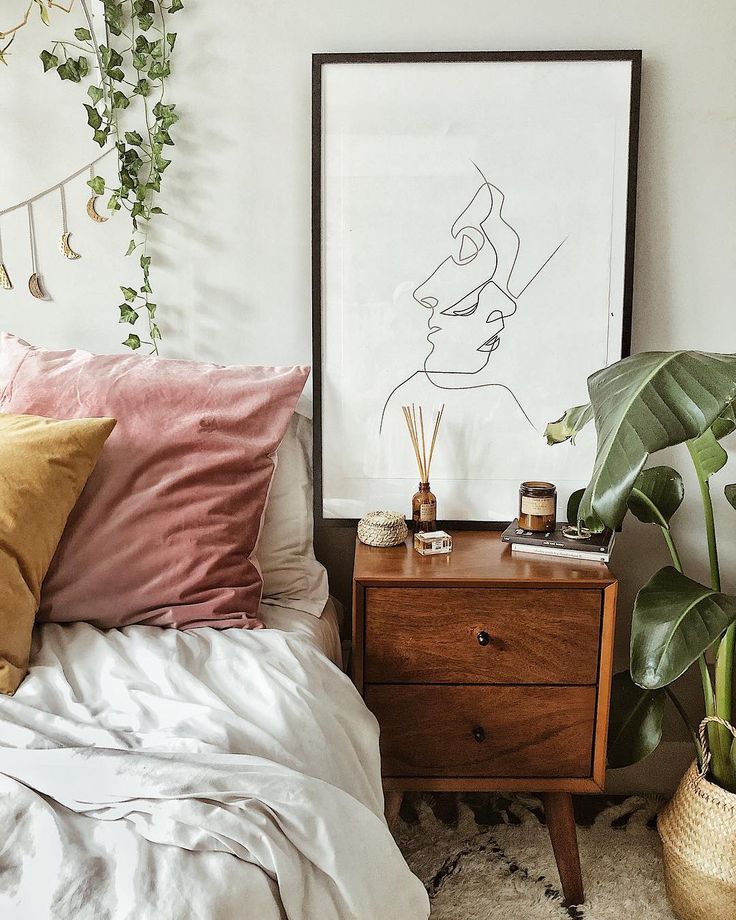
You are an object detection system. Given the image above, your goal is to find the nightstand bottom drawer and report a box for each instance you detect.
[366,685,596,778]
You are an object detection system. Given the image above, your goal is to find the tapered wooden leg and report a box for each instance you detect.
[384,791,404,831]
[543,792,584,906]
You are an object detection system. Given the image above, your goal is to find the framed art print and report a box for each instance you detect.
[313,51,641,526]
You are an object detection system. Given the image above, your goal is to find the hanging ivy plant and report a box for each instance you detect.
[2,0,182,352]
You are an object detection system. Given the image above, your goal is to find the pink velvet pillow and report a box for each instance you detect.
[0,334,309,629]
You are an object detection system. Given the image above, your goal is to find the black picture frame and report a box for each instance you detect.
[312,50,641,529]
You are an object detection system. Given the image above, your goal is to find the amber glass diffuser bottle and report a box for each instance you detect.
[402,404,444,533]
[412,481,437,532]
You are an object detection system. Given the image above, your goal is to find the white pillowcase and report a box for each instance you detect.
[258,412,329,616]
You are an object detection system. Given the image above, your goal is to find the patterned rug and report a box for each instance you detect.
[395,794,677,919]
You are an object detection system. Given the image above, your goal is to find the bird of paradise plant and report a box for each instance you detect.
[546,351,736,791]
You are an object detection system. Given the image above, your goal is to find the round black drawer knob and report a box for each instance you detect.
[472,726,486,743]
[477,630,491,646]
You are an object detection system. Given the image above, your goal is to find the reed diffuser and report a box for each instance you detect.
[402,404,444,532]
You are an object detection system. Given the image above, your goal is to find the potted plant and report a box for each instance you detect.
[546,351,736,919]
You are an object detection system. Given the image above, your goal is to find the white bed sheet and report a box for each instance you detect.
[0,601,428,920]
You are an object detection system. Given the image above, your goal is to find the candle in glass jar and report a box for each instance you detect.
[518,481,557,532]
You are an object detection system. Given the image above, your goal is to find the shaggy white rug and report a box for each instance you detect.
[396,795,676,919]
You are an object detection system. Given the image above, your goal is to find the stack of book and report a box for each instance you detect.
[501,519,615,563]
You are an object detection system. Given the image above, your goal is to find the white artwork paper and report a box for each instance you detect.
[317,56,637,522]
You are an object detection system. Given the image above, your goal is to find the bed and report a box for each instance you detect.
[0,598,428,919]
[0,348,430,920]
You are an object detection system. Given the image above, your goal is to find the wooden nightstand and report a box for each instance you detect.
[352,530,618,906]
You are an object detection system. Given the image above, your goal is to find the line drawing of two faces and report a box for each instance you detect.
[379,163,565,433]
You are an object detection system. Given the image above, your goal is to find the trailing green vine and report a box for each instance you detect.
[2,0,182,352]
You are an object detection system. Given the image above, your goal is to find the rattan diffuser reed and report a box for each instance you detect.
[402,404,444,531]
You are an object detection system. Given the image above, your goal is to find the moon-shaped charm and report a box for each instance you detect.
[60,232,81,260]
[0,263,11,290]
[86,195,108,223]
[28,272,47,299]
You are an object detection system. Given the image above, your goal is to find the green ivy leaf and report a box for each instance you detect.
[132,51,147,71]
[166,33,177,50]
[140,255,151,271]
[84,104,103,130]
[726,484,736,510]
[37,2,50,26]
[40,49,58,72]
[87,84,104,105]
[121,286,138,302]
[57,59,81,82]
[123,334,141,350]
[134,78,150,96]
[146,302,157,317]
[107,192,121,211]
[124,130,144,146]
[125,240,138,256]
[131,202,144,219]
[87,175,106,195]
[112,90,130,109]
[150,322,162,340]
[138,13,154,30]
[74,27,92,42]
[169,0,184,12]
[93,128,108,147]
[148,61,170,80]
[118,304,139,325]
[77,56,89,78]
[150,206,165,215]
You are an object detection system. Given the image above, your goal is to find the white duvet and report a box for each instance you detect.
[0,610,429,920]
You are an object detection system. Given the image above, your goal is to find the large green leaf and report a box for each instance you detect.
[712,399,736,440]
[627,466,684,526]
[552,352,736,531]
[566,489,584,525]
[689,428,728,481]
[545,403,592,445]
[607,670,666,768]
[631,566,736,689]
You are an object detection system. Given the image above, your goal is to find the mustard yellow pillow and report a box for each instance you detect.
[0,412,115,694]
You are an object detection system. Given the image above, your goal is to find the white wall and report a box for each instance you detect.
[2,0,736,789]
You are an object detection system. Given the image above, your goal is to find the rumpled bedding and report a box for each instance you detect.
[0,612,429,920]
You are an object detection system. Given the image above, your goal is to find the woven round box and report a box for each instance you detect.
[658,718,736,919]
[357,511,408,547]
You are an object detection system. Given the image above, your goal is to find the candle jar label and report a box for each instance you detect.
[521,496,555,516]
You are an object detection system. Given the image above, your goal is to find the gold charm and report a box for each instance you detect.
[86,195,108,223]
[0,263,11,290]
[59,231,81,260]
[28,272,47,299]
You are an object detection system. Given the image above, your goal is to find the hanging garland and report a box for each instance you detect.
[0,0,183,353]
[0,148,115,299]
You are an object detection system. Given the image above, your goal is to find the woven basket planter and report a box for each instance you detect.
[658,717,736,919]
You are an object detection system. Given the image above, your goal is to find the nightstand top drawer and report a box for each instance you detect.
[354,531,616,588]
[367,684,596,779]
[365,586,601,684]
